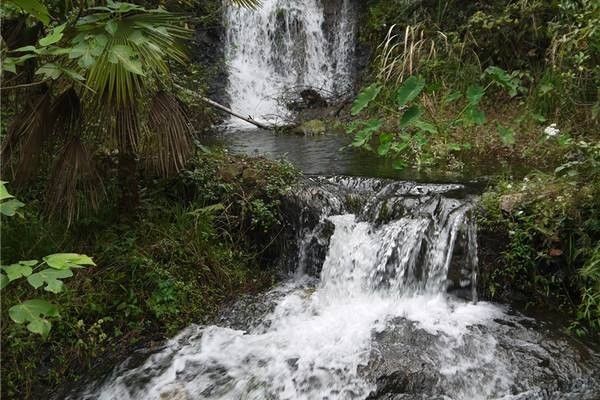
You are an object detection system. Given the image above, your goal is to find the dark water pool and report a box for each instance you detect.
[201,128,527,183]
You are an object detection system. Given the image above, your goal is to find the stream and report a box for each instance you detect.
[70,178,600,400]
[65,1,600,399]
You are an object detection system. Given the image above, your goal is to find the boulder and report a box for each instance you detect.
[292,119,327,136]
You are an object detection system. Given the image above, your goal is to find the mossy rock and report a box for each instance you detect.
[292,119,327,136]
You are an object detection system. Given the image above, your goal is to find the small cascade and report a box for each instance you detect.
[69,177,600,400]
[224,0,356,125]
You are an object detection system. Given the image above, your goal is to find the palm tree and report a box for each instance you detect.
[2,0,262,221]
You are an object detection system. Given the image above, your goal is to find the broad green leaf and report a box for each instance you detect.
[109,45,144,75]
[43,253,95,270]
[39,23,66,46]
[413,132,428,146]
[392,159,407,170]
[391,139,410,153]
[0,199,25,216]
[395,76,425,107]
[35,63,62,80]
[351,84,382,116]
[11,45,37,53]
[2,262,35,281]
[497,125,516,145]
[0,274,8,290]
[484,66,520,97]
[414,120,438,134]
[0,181,14,201]
[69,34,108,68]
[2,58,17,74]
[105,1,145,13]
[466,85,485,105]
[105,20,118,35]
[351,119,382,147]
[36,63,84,82]
[27,268,73,293]
[399,106,422,128]
[443,90,462,104]
[43,47,71,56]
[61,67,85,82]
[9,299,59,337]
[447,143,462,151]
[8,0,51,25]
[538,83,554,96]
[377,142,391,156]
[464,106,486,125]
[379,132,393,144]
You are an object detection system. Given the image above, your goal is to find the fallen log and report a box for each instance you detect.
[199,96,273,130]
[173,83,272,130]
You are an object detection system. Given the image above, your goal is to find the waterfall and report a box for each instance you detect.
[70,177,600,400]
[224,0,356,126]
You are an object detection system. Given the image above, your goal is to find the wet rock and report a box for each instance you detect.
[291,119,327,136]
[300,89,328,108]
[365,315,600,400]
[366,320,442,399]
[160,385,189,400]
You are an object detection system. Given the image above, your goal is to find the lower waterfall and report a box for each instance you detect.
[70,177,600,400]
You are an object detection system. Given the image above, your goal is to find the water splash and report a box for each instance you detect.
[71,178,600,400]
[224,0,355,126]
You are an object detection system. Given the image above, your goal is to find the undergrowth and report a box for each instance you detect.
[0,150,299,400]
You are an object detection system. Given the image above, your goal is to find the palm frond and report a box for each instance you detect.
[114,104,139,152]
[1,90,54,184]
[145,91,194,177]
[46,136,104,226]
[51,87,82,139]
[78,7,192,107]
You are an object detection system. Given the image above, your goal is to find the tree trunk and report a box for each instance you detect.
[116,107,139,214]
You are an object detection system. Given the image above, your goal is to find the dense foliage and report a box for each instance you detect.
[352,0,599,332]
[1,0,598,397]
[1,151,298,398]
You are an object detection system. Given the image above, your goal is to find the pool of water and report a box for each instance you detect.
[201,128,527,182]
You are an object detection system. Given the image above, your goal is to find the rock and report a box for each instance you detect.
[499,193,525,214]
[160,385,189,400]
[218,163,242,182]
[300,89,328,108]
[292,119,327,136]
[241,167,259,183]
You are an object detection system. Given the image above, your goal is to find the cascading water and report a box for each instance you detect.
[70,177,600,400]
[224,0,355,125]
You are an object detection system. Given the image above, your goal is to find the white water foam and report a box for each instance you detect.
[224,0,355,126]
[84,211,516,400]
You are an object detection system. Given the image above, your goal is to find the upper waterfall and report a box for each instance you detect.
[224,0,356,126]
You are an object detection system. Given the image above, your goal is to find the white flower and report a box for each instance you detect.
[544,123,560,138]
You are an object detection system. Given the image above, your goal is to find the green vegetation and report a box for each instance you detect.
[1,151,298,399]
[478,149,599,335]
[2,181,96,339]
[1,1,285,398]
[1,0,598,397]
[352,0,599,331]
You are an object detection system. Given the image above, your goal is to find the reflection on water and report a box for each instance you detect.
[201,129,522,182]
